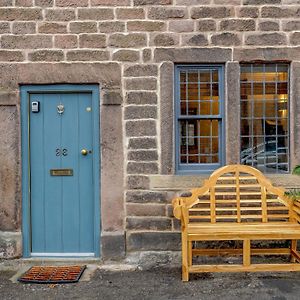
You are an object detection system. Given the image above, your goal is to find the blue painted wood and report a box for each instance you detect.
[21,85,100,257]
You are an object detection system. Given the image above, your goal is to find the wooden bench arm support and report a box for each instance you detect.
[172,181,210,221]
[292,200,300,223]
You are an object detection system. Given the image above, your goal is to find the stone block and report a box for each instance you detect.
[127,162,159,174]
[0,8,42,20]
[169,20,194,32]
[126,191,168,204]
[261,6,297,18]
[45,8,75,21]
[243,0,281,3]
[133,0,171,5]
[79,34,106,48]
[283,20,300,31]
[245,33,287,46]
[109,33,147,48]
[0,0,12,6]
[38,22,67,34]
[0,106,19,231]
[226,62,240,165]
[101,232,125,260]
[220,19,256,31]
[56,0,88,6]
[127,21,166,32]
[233,47,300,61]
[151,33,179,46]
[28,50,64,61]
[112,50,140,62]
[91,0,130,5]
[182,34,208,46]
[154,47,232,63]
[66,50,109,61]
[127,175,150,189]
[128,150,158,161]
[126,203,166,217]
[127,232,181,251]
[0,231,22,258]
[54,34,78,49]
[148,7,186,19]
[116,8,145,19]
[290,32,300,45]
[35,0,53,6]
[0,21,9,33]
[128,137,157,150]
[191,6,234,19]
[237,7,259,18]
[124,64,158,77]
[258,21,280,31]
[197,20,216,31]
[214,0,240,3]
[125,106,157,120]
[126,120,156,137]
[0,50,24,61]
[77,8,114,20]
[69,21,97,33]
[125,78,157,90]
[126,91,157,105]
[98,21,125,33]
[1,35,53,49]
[143,49,152,62]
[12,22,36,34]
[211,32,241,46]
[160,62,174,175]
[176,0,210,3]
[102,90,123,105]
[126,217,172,230]
[0,62,121,90]
[100,104,124,232]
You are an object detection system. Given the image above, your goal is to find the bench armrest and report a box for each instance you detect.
[292,200,300,223]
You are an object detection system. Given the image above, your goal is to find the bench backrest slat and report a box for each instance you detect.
[187,165,290,224]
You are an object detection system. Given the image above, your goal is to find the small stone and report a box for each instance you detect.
[211,32,241,46]
[112,50,140,62]
[124,64,158,77]
[126,92,157,105]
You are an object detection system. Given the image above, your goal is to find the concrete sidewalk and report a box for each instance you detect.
[1,261,300,300]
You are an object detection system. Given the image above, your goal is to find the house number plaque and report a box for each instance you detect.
[50,169,73,176]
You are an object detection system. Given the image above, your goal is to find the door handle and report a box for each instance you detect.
[81,149,88,156]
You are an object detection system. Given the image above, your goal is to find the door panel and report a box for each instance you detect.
[30,92,94,255]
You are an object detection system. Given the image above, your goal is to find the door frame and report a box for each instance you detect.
[21,84,101,258]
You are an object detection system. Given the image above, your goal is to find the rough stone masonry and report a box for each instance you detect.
[1,0,300,260]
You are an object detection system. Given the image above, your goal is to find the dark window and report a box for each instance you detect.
[176,65,224,173]
[240,63,289,173]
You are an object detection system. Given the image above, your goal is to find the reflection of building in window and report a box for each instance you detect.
[176,66,223,173]
[240,64,289,173]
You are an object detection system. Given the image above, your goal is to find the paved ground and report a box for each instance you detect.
[1,265,300,300]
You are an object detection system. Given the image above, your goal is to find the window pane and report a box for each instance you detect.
[179,120,219,164]
[240,63,289,173]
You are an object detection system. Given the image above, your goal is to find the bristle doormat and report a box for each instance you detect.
[18,265,86,284]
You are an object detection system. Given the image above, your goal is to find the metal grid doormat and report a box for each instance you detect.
[18,265,86,284]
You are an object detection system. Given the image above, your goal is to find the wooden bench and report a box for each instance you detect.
[172,164,300,281]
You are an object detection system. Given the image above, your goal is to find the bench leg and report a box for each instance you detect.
[243,239,251,267]
[182,232,189,282]
[291,240,297,263]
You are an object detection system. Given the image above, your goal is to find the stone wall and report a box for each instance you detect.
[1,0,300,258]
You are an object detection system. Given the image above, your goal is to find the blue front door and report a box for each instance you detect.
[29,91,96,256]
